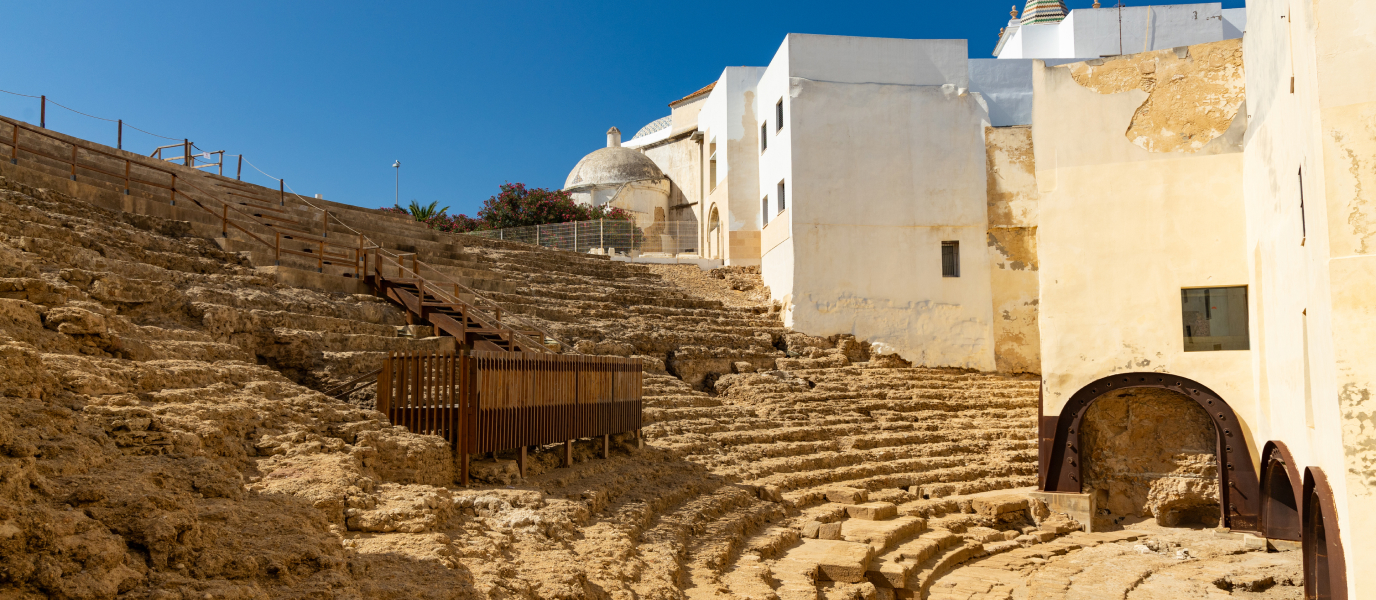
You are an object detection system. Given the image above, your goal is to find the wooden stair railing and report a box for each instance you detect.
[367,252,555,353]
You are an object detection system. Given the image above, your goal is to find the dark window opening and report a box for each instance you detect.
[762,196,769,226]
[941,241,960,277]
[777,180,786,213]
[775,99,784,132]
[1299,167,1307,241]
[1181,286,1249,351]
[760,123,767,153]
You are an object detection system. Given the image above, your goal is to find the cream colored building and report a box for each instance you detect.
[1030,1,1375,595]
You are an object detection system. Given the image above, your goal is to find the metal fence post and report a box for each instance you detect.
[600,219,604,250]
[536,224,541,247]
[39,96,45,129]
[183,139,191,167]
[117,120,122,150]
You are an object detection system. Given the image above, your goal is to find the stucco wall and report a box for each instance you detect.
[786,77,994,369]
[985,126,1041,374]
[998,4,1241,60]
[1034,41,1256,456]
[1241,0,1376,594]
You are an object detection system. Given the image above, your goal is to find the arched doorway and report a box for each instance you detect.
[707,205,721,259]
[1042,373,1260,531]
[1303,467,1348,600]
[1260,441,1302,541]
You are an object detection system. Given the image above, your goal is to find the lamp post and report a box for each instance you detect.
[392,160,401,208]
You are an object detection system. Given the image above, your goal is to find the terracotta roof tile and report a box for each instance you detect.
[669,82,716,108]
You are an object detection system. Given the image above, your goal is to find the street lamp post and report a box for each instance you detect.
[392,160,401,208]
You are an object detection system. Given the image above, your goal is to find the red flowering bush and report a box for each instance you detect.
[382,183,632,234]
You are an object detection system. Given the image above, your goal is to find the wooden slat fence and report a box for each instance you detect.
[376,350,642,485]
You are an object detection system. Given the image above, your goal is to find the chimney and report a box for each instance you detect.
[607,127,622,148]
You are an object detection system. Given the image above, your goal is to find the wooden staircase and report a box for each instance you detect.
[370,273,548,352]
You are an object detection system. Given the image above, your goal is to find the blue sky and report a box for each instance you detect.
[0,1,1243,216]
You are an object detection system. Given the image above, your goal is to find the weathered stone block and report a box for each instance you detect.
[972,496,1028,518]
[845,502,899,520]
[791,539,876,583]
[826,487,870,504]
[818,522,844,540]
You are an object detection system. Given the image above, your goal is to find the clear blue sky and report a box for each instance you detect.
[0,1,1244,216]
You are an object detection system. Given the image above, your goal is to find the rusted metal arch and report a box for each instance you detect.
[1303,467,1348,600]
[1041,372,1261,532]
[1260,440,1304,541]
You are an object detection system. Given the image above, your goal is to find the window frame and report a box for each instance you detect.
[777,180,786,214]
[1180,285,1250,352]
[760,122,767,153]
[941,241,960,277]
[762,195,770,226]
[708,138,718,192]
[775,99,784,132]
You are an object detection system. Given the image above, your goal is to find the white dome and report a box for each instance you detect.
[564,147,666,191]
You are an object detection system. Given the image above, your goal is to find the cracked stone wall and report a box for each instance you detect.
[1081,389,1220,528]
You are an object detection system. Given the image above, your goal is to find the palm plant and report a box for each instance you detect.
[405,200,449,221]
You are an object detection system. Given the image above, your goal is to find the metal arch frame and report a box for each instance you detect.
[1260,440,1304,541]
[1041,372,1261,531]
[1303,467,1348,600]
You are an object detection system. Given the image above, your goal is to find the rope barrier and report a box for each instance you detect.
[46,99,117,123]
[0,88,41,99]
[1,86,181,140]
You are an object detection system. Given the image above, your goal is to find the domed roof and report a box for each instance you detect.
[564,146,666,191]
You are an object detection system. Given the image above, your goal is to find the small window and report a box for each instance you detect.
[777,180,786,213]
[761,123,768,153]
[709,139,718,192]
[762,196,770,226]
[941,241,960,277]
[1181,287,1249,351]
[775,100,784,132]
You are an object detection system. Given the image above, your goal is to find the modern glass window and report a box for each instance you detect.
[941,241,959,277]
[1181,286,1249,351]
[776,99,784,132]
[762,196,770,226]
[777,180,786,213]
[760,123,767,153]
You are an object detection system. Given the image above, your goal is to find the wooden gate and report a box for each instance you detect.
[376,351,643,485]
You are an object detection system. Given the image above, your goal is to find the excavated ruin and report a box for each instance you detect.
[0,171,1300,599]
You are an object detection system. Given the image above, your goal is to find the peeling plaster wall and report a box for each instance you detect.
[1034,40,1256,462]
[697,67,766,266]
[1240,1,1376,594]
[985,126,1041,374]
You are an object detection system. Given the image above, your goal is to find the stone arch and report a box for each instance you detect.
[707,204,722,259]
[1303,467,1348,600]
[1042,372,1260,531]
[1260,441,1303,541]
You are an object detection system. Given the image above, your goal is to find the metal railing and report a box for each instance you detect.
[466,219,701,255]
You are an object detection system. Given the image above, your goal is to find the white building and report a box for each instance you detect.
[568,1,1246,368]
